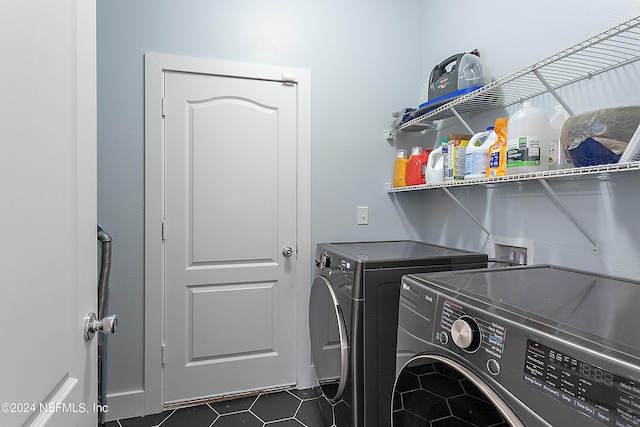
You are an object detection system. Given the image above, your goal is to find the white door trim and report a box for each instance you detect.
[143,53,311,416]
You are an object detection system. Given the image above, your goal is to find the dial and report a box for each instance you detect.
[451,316,481,352]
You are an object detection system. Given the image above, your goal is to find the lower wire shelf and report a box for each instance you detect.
[386,161,640,193]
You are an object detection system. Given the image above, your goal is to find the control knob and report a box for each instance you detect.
[451,316,481,352]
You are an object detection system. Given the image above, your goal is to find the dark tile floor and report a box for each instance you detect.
[107,364,511,427]
[393,362,510,427]
[105,387,326,427]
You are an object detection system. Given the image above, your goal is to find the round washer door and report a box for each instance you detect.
[393,355,526,427]
[309,275,349,402]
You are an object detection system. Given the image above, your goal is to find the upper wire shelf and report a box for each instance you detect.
[400,16,640,132]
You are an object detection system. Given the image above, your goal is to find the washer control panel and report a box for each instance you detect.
[450,316,482,352]
[524,339,640,427]
[439,299,506,359]
[401,273,640,427]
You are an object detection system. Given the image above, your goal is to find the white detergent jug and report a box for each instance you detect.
[549,105,570,168]
[507,101,550,174]
[465,127,497,179]
[425,146,444,183]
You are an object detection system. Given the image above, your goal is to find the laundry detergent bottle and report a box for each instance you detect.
[486,118,509,178]
[425,146,444,183]
[549,105,570,168]
[507,101,550,174]
[465,127,497,179]
[393,149,409,187]
[406,147,431,186]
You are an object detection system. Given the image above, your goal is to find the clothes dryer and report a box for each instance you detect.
[308,240,488,427]
[394,265,640,426]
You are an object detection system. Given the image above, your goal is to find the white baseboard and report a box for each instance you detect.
[104,389,145,422]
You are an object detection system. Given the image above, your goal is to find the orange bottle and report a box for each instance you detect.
[406,147,432,186]
[486,118,509,178]
[393,149,409,187]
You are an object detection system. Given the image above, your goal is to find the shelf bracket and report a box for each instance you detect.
[532,69,575,116]
[538,178,599,254]
[449,107,476,135]
[441,187,491,239]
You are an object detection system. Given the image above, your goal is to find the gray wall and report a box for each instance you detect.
[412,2,640,280]
[97,0,423,398]
[97,0,640,411]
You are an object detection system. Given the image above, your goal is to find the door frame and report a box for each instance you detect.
[143,53,311,415]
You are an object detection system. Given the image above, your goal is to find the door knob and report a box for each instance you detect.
[282,246,293,257]
[84,312,118,341]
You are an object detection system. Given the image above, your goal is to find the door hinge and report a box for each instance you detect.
[162,97,166,117]
[282,73,296,86]
[162,221,166,241]
[161,344,166,365]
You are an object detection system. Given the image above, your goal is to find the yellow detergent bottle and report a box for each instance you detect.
[393,149,409,187]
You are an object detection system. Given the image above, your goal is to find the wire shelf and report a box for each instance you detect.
[385,161,640,193]
[400,16,640,130]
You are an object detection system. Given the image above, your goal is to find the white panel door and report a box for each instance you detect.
[0,0,97,426]
[163,71,298,403]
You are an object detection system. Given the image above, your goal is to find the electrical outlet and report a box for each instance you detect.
[494,244,528,265]
[357,206,369,225]
[491,237,533,266]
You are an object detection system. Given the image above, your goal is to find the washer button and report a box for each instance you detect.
[439,331,449,345]
[487,359,500,376]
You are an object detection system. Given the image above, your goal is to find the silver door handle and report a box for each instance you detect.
[282,246,293,257]
[84,312,118,341]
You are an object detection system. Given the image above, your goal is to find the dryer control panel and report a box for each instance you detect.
[315,250,355,296]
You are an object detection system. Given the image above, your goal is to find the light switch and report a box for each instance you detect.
[357,206,369,225]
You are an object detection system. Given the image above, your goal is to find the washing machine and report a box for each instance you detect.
[394,265,640,426]
[308,240,488,427]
